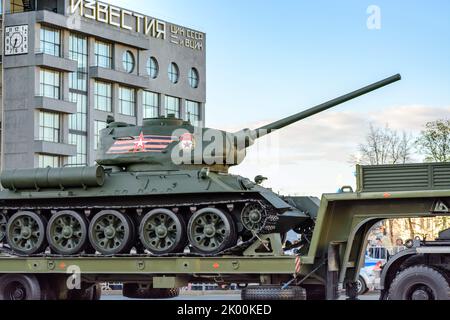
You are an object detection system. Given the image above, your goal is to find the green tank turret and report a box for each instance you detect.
[0,74,401,260]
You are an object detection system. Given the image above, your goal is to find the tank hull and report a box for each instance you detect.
[0,169,311,257]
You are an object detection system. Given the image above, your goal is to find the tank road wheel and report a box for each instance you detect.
[88,210,134,255]
[0,213,7,243]
[47,211,88,255]
[0,274,41,300]
[187,208,237,255]
[6,211,47,255]
[139,209,187,255]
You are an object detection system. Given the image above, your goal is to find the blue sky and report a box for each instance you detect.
[105,0,450,195]
[107,0,450,123]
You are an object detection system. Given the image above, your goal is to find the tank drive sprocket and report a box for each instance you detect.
[241,203,267,233]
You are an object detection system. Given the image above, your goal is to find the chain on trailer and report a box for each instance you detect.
[0,198,280,258]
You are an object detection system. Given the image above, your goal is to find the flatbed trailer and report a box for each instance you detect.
[0,163,449,300]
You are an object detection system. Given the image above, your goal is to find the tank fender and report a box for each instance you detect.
[258,191,292,210]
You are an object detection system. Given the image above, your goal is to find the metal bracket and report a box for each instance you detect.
[243,233,284,257]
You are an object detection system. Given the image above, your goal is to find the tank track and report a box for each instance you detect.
[0,198,280,258]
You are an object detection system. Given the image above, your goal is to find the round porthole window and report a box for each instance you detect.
[168,62,179,84]
[189,68,199,88]
[122,51,135,73]
[147,57,159,79]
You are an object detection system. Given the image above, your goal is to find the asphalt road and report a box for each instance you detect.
[101,292,380,301]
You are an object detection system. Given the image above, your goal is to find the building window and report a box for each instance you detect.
[69,92,87,132]
[122,51,135,73]
[119,86,135,116]
[185,101,201,126]
[10,0,26,13]
[165,96,180,118]
[168,62,179,84]
[68,134,87,166]
[39,69,60,99]
[147,57,159,79]
[95,41,112,69]
[143,91,159,119]
[40,26,60,56]
[39,111,60,143]
[94,81,112,112]
[94,121,107,150]
[188,68,199,89]
[69,33,88,92]
[38,154,60,168]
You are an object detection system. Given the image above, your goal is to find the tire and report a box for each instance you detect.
[241,286,306,301]
[0,274,41,300]
[388,265,450,300]
[357,276,368,295]
[123,284,180,299]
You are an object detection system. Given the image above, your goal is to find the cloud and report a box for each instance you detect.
[213,105,449,196]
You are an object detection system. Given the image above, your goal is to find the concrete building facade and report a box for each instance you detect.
[0,0,206,169]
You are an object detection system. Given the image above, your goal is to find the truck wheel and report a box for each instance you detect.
[241,286,306,300]
[0,274,41,300]
[388,265,450,300]
[357,276,368,295]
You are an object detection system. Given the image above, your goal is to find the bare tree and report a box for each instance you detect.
[353,123,414,246]
[416,119,450,162]
[352,123,414,165]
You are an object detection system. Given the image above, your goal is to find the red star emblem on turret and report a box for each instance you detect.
[134,132,145,152]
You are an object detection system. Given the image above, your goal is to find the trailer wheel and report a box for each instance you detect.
[388,265,450,300]
[0,274,41,300]
[241,286,306,301]
[123,284,180,299]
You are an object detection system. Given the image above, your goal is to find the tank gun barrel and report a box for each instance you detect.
[252,74,401,139]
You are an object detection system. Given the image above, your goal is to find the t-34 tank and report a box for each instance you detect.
[0,74,401,257]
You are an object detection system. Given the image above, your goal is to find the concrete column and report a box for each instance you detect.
[112,83,120,117]
[136,89,143,125]
[62,29,70,59]
[200,102,206,126]
[88,37,96,67]
[180,98,186,120]
[87,78,96,165]
[160,93,166,117]
[61,113,70,144]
